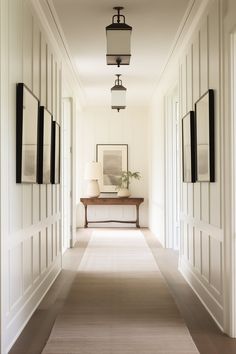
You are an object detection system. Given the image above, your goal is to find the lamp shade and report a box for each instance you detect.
[106,7,132,67]
[84,162,102,180]
[111,74,126,112]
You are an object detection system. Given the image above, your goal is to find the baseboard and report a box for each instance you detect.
[6,256,61,353]
[179,256,224,331]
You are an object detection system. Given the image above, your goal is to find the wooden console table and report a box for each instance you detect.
[80,197,144,228]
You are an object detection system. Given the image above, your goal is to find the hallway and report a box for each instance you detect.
[1,0,236,352]
[10,229,236,354]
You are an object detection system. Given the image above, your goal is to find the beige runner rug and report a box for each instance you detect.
[42,229,199,354]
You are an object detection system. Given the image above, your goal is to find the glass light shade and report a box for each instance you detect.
[106,26,132,65]
[84,162,102,180]
[111,88,126,110]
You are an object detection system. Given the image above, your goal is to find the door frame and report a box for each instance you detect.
[61,97,73,252]
[164,84,180,250]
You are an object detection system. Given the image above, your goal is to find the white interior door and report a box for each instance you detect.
[165,88,180,250]
[173,100,180,250]
[62,98,72,253]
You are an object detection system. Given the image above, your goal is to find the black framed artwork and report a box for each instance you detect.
[16,83,40,183]
[38,107,53,184]
[51,121,60,184]
[195,89,215,182]
[96,144,128,193]
[182,111,196,183]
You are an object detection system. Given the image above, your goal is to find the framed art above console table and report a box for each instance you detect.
[96,144,128,193]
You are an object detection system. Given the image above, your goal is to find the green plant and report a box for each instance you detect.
[116,170,141,189]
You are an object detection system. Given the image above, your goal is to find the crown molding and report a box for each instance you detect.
[152,0,211,97]
[30,0,86,108]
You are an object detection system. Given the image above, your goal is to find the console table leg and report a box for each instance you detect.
[84,205,88,228]
[136,205,140,228]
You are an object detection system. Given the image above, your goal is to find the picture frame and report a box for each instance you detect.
[195,89,215,182]
[16,83,40,183]
[182,111,196,183]
[38,107,53,184]
[96,144,128,193]
[51,121,60,184]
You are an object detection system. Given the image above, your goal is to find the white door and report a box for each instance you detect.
[165,89,180,250]
[173,100,180,250]
[61,98,72,253]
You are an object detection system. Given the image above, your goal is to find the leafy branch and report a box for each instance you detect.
[116,170,141,189]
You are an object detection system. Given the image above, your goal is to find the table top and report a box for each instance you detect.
[80,197,144,206]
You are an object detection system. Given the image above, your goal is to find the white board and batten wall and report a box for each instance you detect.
[0,0,78,352]
[149,0,236,336]
[178,0,223,329]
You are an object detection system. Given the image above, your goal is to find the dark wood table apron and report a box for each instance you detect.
[80,197,144,228]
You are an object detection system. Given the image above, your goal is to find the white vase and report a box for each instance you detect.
[117,188,131,198]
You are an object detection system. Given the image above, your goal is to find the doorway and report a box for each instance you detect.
[61,98,72,253]
[164,87,180,250]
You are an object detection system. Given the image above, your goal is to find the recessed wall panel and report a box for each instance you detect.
[201,232,210,281]
[194,229,201,273]
[23,237,32,292]
[40,229,47,273]
[210,237,222,293]
[10,245,23,307]
[33,233,40,281]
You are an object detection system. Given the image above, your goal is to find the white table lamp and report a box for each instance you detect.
[84,162,102,198]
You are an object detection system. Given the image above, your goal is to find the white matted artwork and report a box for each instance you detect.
[51,121,60,184]
[16,83,39,183]
[96,144,128,192]
[38,107,53,184]
[195,89,215,182]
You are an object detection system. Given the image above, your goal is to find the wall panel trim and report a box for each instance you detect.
[6,257,61,352]
[179,256,223,329]
[7,213,61,250]
[180,214,223,242]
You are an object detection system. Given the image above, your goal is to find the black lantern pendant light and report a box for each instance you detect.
[111,74,127,112]
[106,7,132,67]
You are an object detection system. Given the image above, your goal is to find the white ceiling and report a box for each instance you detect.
[51,0,191,108]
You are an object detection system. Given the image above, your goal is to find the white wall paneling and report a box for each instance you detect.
[0,0,66,351]
[178,0,223,329]
[149,0,233,334]
[229,30,236,336]
[228,29,236,337]
[0,0,81,347]
[224,0,236,334]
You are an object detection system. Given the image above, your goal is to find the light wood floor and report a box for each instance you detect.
[10,228,236,354]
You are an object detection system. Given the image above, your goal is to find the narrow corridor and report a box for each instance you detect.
[10,229,236,354]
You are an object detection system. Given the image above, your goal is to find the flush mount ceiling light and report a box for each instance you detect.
[111,74,127,112]
[106,6,132,67]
